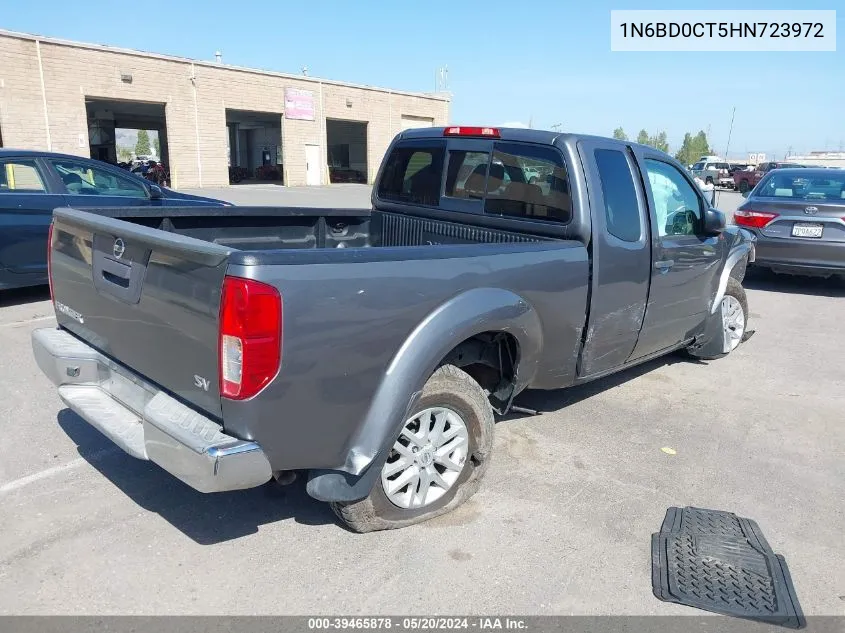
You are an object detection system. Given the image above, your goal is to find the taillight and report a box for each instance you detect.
[218,276,282,400]
[734,209,778,229]
[443,126,500,138]
[47,222,55,303]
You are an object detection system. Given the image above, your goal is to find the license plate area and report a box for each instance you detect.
[792,222,823,238]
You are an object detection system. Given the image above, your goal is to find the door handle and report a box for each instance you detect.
[654,259,675,271]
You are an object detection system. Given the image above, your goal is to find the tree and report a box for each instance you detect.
[154,136,161,158]
[650,130,669,153]
[674,130,712,167]
[135,129,151,156]
[637,129,650,145]
[612,127,628,141]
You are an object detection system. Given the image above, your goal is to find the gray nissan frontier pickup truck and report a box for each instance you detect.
[33,126,755,532]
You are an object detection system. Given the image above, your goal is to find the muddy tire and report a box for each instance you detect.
[331,364,494,533]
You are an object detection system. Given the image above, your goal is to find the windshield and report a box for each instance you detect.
[756,171,845,200]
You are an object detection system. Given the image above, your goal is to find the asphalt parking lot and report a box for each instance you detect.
[1,187,843,616]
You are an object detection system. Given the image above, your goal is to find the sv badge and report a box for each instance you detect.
[193,374,211,391]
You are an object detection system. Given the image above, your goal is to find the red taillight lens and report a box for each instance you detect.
[443,126,500,138]
[219,276,282,400]
[734,209,778,229]
[47,222,55,303]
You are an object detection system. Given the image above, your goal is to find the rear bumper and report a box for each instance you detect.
[753,236,845,277]
[32,327,272,493]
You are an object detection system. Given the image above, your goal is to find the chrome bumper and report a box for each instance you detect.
[32,327,272,493]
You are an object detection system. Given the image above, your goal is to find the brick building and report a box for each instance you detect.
[0,30,450,188]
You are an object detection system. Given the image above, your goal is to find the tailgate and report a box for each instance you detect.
[49,207,231,419]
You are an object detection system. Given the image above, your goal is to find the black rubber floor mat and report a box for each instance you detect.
[652,507,805,628]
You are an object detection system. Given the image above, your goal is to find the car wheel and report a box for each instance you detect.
[719,279,748,353]
[739,180,750,194]
[331,364,494,533]
[705,176,713,185]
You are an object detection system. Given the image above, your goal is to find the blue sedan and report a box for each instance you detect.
[0,149,229,290]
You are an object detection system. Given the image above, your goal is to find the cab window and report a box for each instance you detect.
[644,159,703,237]
[483,143,572,224]
[377,142,445,206]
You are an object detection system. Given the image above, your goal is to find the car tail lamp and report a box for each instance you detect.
[47,222,55,303]
[443,126,500,138]
[734,209,778,229]
[219,276,282,400]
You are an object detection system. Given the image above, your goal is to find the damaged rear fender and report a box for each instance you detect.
[306,287,543,503]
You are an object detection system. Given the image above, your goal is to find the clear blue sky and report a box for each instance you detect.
[3,0,842,159]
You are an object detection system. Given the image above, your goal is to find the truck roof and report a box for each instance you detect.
[398,126,652,154]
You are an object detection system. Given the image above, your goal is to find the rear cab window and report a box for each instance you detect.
[377,141,445,206]
[378,136,572,225]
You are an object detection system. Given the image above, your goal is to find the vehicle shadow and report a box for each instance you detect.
[505,353,693,421]
[744,267,845,298]
[0,285,51,307]
[57,409,339,544]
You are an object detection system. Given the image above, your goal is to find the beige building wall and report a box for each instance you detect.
[0,31,449,188]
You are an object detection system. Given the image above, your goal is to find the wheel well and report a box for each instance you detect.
[440,332,519,414]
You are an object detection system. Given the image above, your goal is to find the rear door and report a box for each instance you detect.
[577,139,651,377]
[47,157,153,209]
[50,208,231,418]
[632,154,723,359]
[0,157,65,280]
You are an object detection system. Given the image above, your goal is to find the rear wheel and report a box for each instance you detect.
[331,364,494,533]
[705,176,714,186]
[738,179,750,194]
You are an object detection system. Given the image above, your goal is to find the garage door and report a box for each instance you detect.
[400,115,434,131]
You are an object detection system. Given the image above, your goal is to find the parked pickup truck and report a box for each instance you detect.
[733,161,806,194]
[33,127,755,532]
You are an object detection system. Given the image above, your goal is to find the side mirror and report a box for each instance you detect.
[703,207,726,235]
[148,184,163,199]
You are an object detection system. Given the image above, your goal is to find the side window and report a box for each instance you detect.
[644,159,703,238]
[484,142,572,224]
[692,162,704,171]
[377,143,445,206]
[0,159,46,193]
[49,159,147,198]
[594,149,641,242]
[444,150,489,199]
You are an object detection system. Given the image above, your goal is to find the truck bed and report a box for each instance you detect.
[48,205,586,443]
[94,206,553,251]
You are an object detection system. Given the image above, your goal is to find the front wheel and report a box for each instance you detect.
[331,364,495,533]
[720,279,748,353]
[688,278,748,360]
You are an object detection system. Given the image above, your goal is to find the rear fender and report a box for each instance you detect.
[306,287,543,502]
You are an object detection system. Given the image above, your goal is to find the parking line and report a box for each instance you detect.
[0,447,119,495]
[0,315,56,328]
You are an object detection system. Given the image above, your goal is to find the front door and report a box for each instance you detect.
[631,155,723,360]
[305,144,321,186]
[0,157,65,282]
